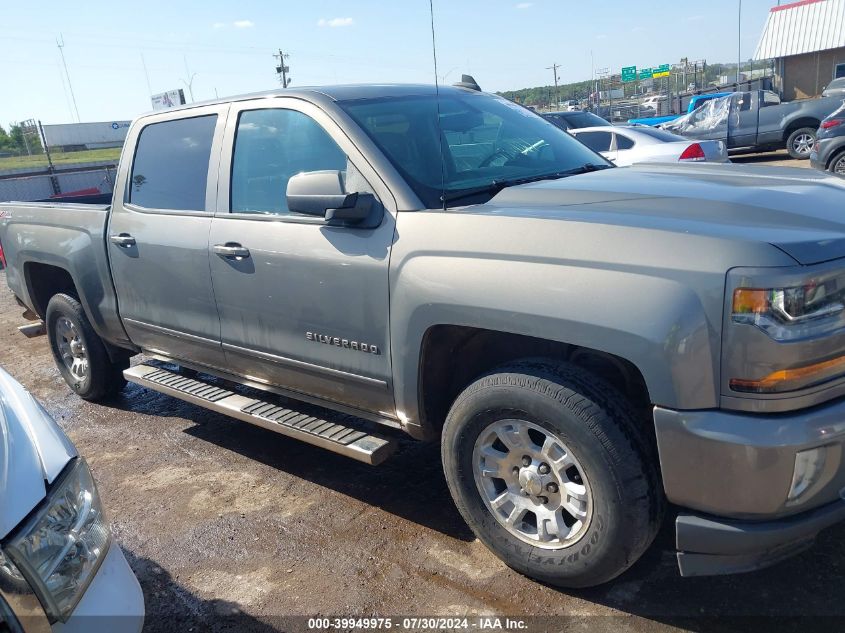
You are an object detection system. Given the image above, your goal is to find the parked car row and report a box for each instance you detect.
[541,111,729,166]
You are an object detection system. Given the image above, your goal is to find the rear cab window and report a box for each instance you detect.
[128,115,217,211]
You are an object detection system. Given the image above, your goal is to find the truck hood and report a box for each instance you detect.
[487,162,845,265]
[0,367,76,539]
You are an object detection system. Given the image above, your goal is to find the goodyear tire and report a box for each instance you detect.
[46,293,128,401]
[441,359,663,588]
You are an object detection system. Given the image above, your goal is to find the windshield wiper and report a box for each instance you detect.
[559,162,614,176]
[441,164,612,206]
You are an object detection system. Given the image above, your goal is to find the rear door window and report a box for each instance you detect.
[614,133,635,150]
[129,115,217,211]
[573,131,613,152]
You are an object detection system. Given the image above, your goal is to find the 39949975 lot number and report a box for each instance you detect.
[307,617,474,630]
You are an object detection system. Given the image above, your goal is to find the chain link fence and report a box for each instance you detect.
[585,60,776,124]
[0,117,124,202]
[0,166,117,203]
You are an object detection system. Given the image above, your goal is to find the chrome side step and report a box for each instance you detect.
[123,364,396,465]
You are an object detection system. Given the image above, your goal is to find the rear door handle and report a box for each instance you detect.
[109,234,136,247]
[212,243,250,259]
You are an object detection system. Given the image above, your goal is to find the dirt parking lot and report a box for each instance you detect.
[1,154,842,632]
[730,149,812,168]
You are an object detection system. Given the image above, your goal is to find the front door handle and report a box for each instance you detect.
[212,243,250,259]
[109,233,136,247]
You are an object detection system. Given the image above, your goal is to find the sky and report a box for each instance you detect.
[0,0,778,126]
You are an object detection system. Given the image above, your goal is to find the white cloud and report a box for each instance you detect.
[317,17,354,27]
[233,20,254,28]
[515,2,533,8]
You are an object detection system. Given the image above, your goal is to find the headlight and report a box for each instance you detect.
[3,459,110,622]
[732,282,845,341]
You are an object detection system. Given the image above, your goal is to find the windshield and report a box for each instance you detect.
[339,91,609,208]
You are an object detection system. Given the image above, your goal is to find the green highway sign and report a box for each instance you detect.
[652,64,671,78]
[621,66,637,83]
[638,68,653,80]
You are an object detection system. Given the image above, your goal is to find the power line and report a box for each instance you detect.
[56,34,80,122]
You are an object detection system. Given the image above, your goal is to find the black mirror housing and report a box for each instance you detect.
[286,170,376,225]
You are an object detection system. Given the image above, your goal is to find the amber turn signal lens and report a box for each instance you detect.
[732,288,769,314]
[731,354,845,393]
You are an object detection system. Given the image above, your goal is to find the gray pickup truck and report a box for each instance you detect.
[664,89,843,159]
[3,83,845,589]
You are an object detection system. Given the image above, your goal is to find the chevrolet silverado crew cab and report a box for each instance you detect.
[3,83,845,588]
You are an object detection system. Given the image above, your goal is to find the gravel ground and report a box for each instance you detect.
[1,164,843,633]
[730,150,812,168]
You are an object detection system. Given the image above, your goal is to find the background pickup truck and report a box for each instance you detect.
[4,83,845,590]
[664,89,844,158]
[627,92,732,127]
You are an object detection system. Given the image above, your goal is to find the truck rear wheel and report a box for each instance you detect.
[786,127,817,159]
[46,293,128,401]
[441,359,663,588]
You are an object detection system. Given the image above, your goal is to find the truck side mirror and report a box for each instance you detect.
[286,170,375,224]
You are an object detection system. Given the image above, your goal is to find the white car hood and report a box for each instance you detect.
[0,367,76,539]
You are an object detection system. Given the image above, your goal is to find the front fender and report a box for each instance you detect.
[389,252,721,435]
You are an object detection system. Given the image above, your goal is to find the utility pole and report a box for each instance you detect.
[546,63,561,109]
[737,0,742,84]
[274,50,291,87]
[56,35,80,122]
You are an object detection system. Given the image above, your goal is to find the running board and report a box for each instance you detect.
[123,364,396,465]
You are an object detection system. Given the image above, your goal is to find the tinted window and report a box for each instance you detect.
[615,134,635,150]
[231,109,347,215]
[836,65,845,79]
[544,114,571,130]
[562,112,611,129]
[130,115,217,211]
[341,93,609,208]
[574,131,612,152]
[762,91,781,106]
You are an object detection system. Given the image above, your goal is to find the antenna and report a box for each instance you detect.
[56,34,80,122]
[429,0,447,211]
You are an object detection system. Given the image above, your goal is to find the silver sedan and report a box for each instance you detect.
[569,125,729,166]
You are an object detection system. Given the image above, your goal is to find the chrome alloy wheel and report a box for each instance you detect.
[55,316,88,382]
[834,155,845,176]
[472,419,592,549]
[792,133,815,156]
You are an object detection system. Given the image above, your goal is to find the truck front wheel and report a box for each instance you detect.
[46,293,128,401]
[441,359,663,588]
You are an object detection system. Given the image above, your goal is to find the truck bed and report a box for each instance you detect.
[0,199,131,349]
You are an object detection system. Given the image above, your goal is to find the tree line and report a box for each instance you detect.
[0,124,41,156]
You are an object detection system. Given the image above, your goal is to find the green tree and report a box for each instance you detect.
[0,125,12,151]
